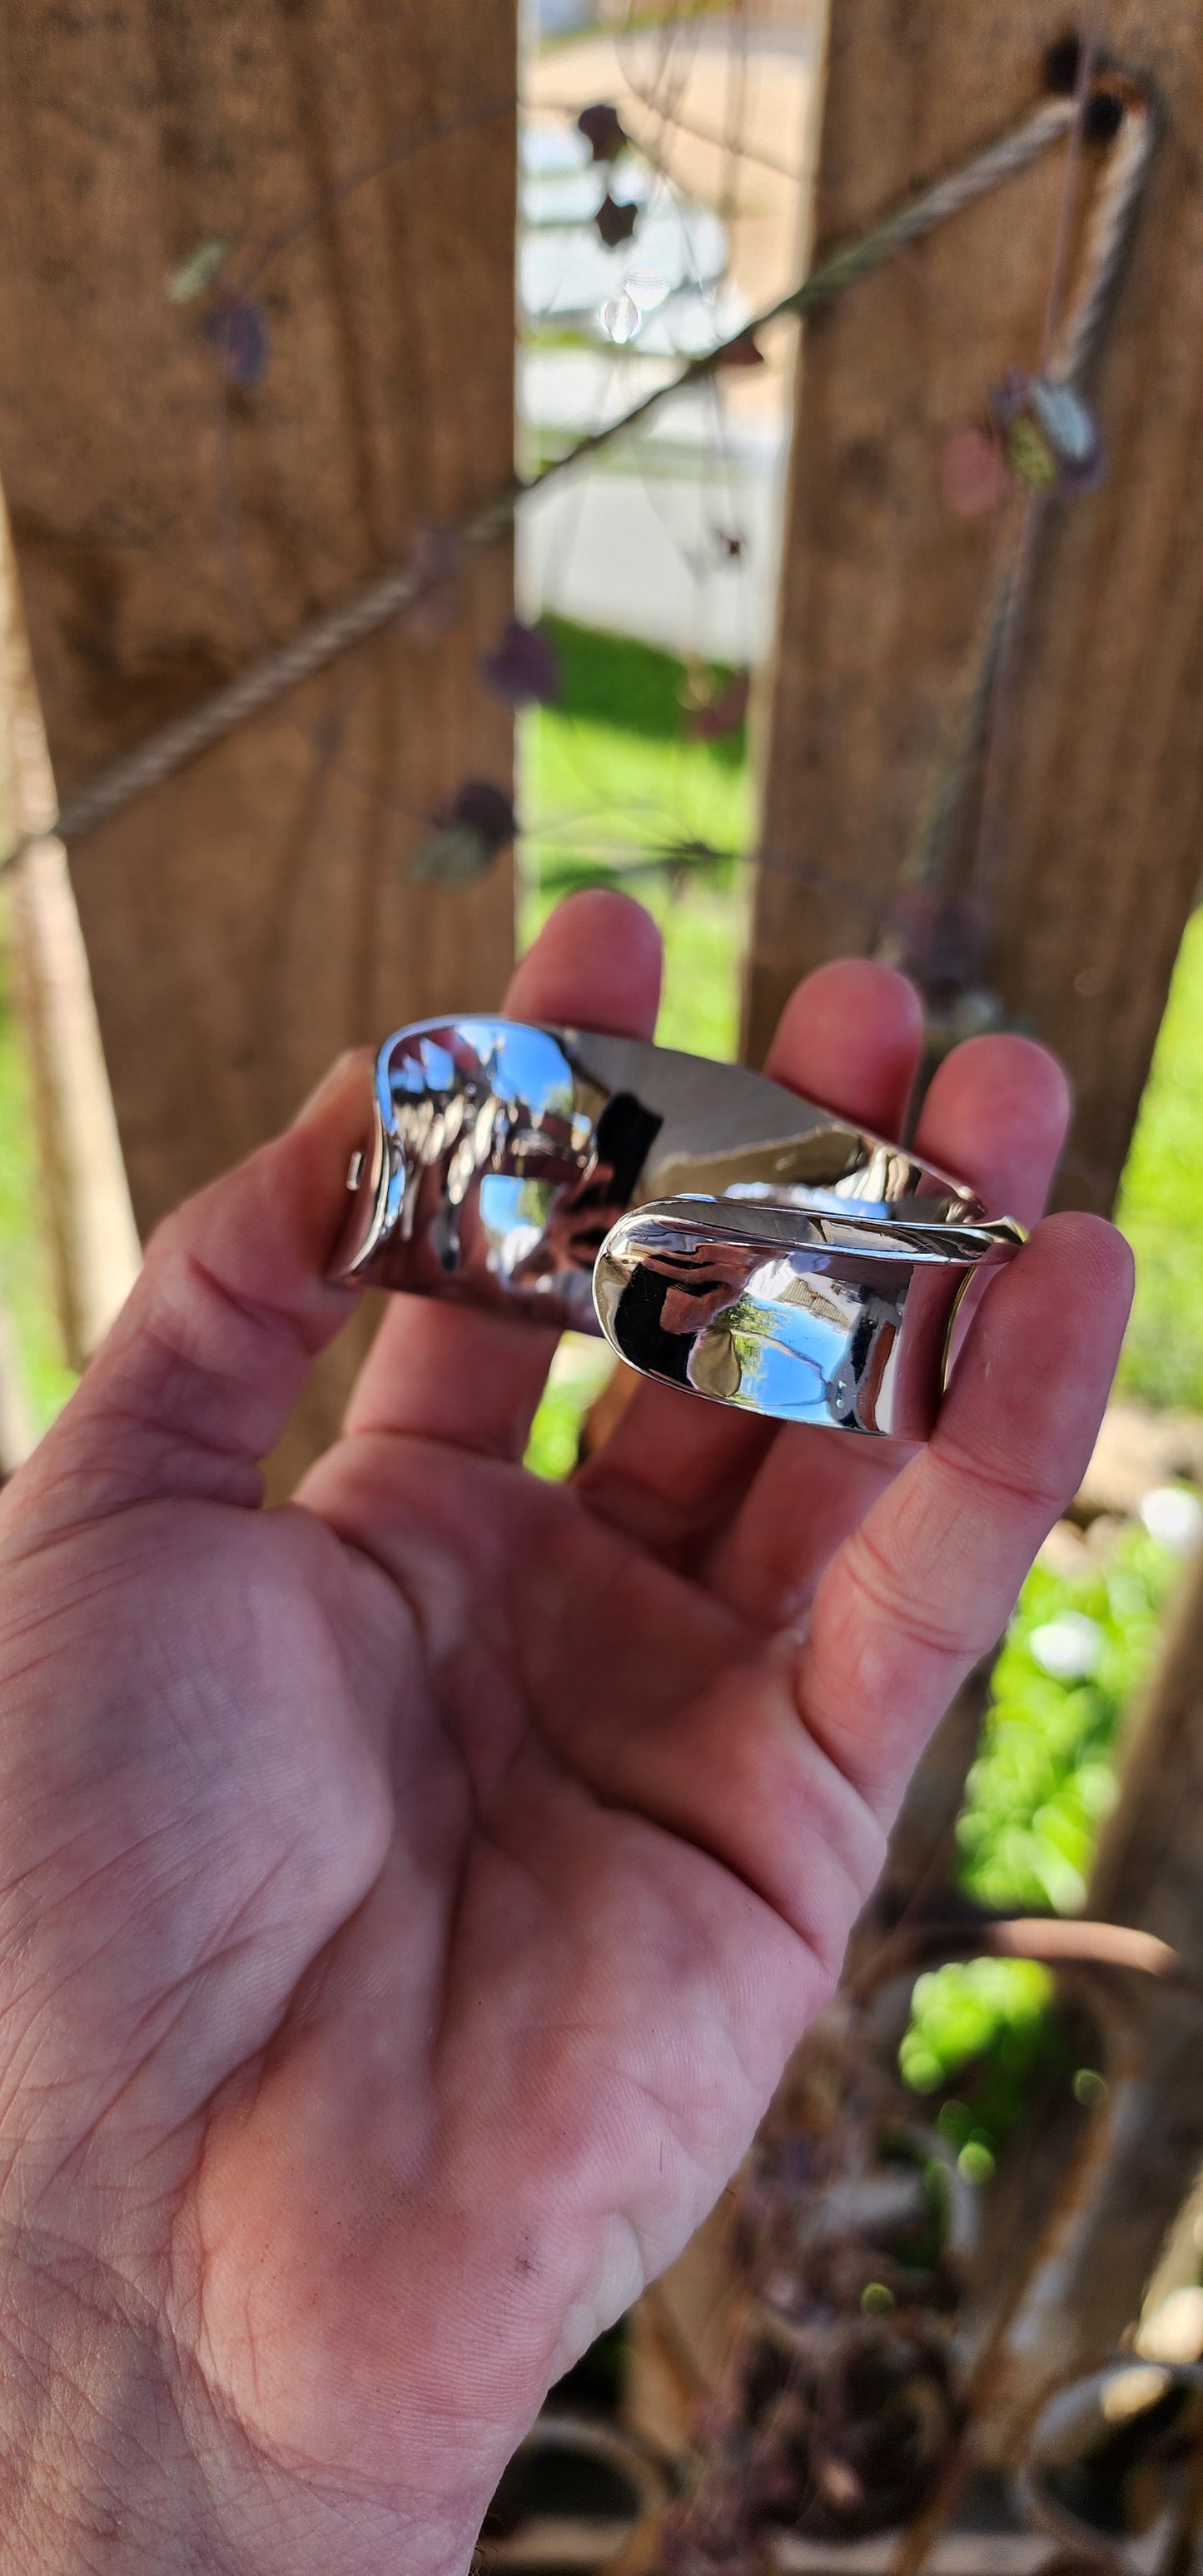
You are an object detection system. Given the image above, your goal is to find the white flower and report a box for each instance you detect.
[1140,1484,1203,1553]
[1028,1611,1102,1680]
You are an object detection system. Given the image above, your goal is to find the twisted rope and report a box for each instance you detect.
[2,87,1135,874]
[887,77,1156,958]
[1051,82,1156,382]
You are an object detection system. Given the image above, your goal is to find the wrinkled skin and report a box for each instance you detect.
[0,895,1130,2573]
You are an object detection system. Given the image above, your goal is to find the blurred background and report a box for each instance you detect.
[1,0,1203,2566]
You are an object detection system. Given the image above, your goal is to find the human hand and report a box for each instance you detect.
[0,893,1131,2574]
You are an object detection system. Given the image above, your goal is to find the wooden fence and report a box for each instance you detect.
[1,0,1203,2557]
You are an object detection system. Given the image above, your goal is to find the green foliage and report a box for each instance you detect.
[902,1959,1063,2174]
[902,1957,1055,2099]
[900,1519,1186,2149]
[524,1334,614,1482]
[957,1521,1181,1915]
[0,899,76,1432]
[1116,908,1203,1411]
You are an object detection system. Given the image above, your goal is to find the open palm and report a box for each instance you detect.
[0,894,1129,2576]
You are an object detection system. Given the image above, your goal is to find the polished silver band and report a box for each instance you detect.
[331,1017,1022,1440]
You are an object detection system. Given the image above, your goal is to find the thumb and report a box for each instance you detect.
[5,1053,373,1534]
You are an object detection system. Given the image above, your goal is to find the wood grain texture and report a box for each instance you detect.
[745,1,1203,1216]
[0,0,518,1462]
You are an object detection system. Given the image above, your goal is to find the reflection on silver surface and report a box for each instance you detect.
[332,1018,1022,1438]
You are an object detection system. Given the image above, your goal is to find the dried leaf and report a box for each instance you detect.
[595,191,639,249]
[577,102,627,163]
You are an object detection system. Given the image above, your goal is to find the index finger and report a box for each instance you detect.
[915,1032,1072,1229]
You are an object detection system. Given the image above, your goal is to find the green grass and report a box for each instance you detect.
[1116,908,1203,1412]
[519,617,753,1064]
[0,900,77,1434]
[524,1333,614,1482]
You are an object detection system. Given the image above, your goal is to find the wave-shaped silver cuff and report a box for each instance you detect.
[331,1017,1022,1440]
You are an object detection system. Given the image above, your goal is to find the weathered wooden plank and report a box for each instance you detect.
[0,0,519,1461]
[745,1,1203,1219]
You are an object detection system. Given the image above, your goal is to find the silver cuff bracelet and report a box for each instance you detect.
[332,1017,1022,1440]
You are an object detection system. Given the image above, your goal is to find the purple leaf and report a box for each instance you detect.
[480,618,562,708]
[204,296,269,390]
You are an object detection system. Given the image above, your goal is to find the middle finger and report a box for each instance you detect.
[701,1024,1071,1625]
